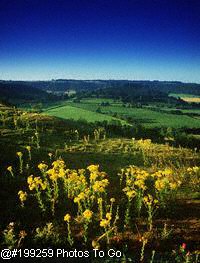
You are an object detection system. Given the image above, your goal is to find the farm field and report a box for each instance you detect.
[157,107,200,115]
[169,93,200,103]
[169,93,200,98]
[181,109,200,114]
[182,98,200,103]
[43,103,127,124]
[0,102,200,262]
[43,98,200,129]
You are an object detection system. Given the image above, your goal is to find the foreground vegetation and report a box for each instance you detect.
[0,103,200,262]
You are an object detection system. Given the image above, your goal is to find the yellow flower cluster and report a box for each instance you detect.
[65,170,88,198]
[153,168,173,178]
[18,190,27,203]
[155,179,167,191]
[120,165,183,214]
[87,164,99,173]
[93,179,109,192]
[64,213,71,222]
[153,168,181,192]
[64,164,108,205]
[100,212,112,228]
[46,159,66,180]
[38,162,48,172]
[23,159,110,224]
[27,175,47,191]
[143,194,158,207]
[187,166,200,174]
[137,139,152,149]
[88,165,106,181]
[122,166,149,200]
[186,166,200,191]
[83,209,93,220]
[74,192,86,203]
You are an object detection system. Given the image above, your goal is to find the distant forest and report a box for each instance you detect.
[0,79,200,105]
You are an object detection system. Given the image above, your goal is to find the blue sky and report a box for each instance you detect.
[0,0,200,82]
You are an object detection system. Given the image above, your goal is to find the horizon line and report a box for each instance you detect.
[0,79,200,85]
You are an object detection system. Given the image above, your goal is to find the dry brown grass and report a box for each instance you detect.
[181,97,200,103]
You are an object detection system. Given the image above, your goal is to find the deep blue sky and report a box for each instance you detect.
[0,0,200,82]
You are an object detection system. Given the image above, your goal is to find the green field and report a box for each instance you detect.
[181,109,200,114]
[43,103,128,124]
[43,98,200,129]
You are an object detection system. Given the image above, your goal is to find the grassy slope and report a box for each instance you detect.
[65,100,200,128]
[43,104,128,124]
[99,106,200,128]
[29,96,200,128]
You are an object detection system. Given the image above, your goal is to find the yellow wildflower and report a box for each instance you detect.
[155,179,166,191]
[7,166,13,172]
[126,190,136,199]
[18,190,27,203]
[52,159,65,169]
[90,195,95,201]
[92,240,100,249]
[26,146,31,151]
[143,194,158,207]
[27,175,46,191]
[192,166,199,173]
[64,213,71,222]
[134,179,146,190]
[100,219,109,228]
[40,182,47,190]
[74,197,80,203]
[16,151,23,157]
[154,199,158,204]
[90,172,98,181]
[83,209,93,220]
[110,198,115,203]
[46,169,58,181]
[87,164,99,173]
[93,180,109,192]
[77,192,85,201]
[38,163,48,171]
[163,168,172,176]
[98,198,103,204]
[106,212,112,221]
[27,175,33,185]
[58,168,66,178]
[169,182,178,190]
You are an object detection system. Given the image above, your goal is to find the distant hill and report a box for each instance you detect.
[0,81,58,105]
[40,79,200,95]
[0,79,199,105]
[1,79,200,94]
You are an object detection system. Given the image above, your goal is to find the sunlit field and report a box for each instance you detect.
[42,98,200,129]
